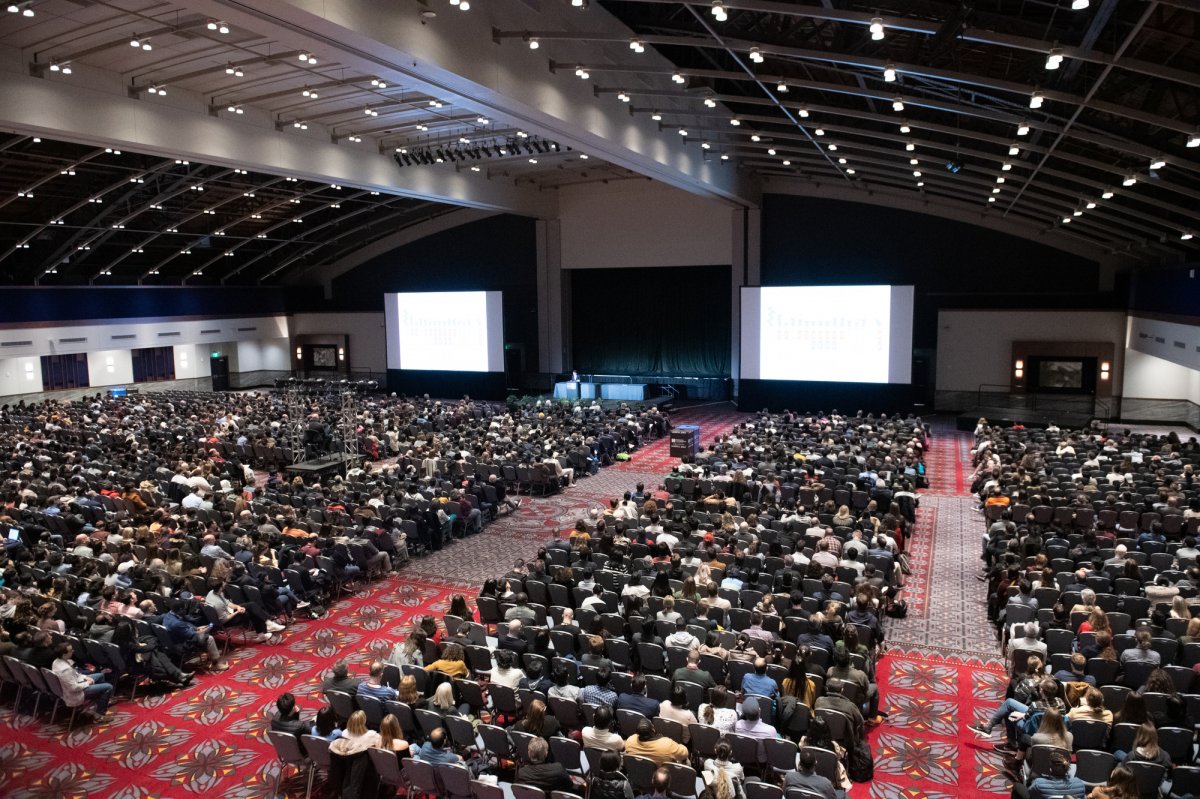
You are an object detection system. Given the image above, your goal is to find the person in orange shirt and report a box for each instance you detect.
[984,487,1011,507]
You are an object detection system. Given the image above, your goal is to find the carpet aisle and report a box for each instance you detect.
[860,423,1011,799]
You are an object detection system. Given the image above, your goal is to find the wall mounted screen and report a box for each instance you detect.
[740,285,914,383]
[384,291,504,372]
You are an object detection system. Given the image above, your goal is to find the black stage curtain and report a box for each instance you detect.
[571,265,730,377]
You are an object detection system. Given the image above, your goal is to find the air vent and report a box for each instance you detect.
[1138,333,1149,339]
[111,334,136,340]
[236,327,257,332]
[1155,337,1166,343]
[59,337,87,344]
[157,331,181,338]
[1175,341,1186,349]
[0,340,32,347]
[200,329,221,335]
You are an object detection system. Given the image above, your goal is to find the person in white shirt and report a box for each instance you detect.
[656,529,680,551]
[490,649,523,689]
[181,487,211,511]
[582,706,625,751]
[51,642,114,719]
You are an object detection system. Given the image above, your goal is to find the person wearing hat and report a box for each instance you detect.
[732,697,778,759]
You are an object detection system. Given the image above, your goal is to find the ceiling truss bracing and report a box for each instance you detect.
[563,0,1199,258]
[0,0,1196,280]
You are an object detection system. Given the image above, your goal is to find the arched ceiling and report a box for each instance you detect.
[0,0,1196,283]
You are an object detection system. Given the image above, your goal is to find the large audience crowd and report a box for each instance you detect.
[250,409,929,799]
[974,419,1200,799]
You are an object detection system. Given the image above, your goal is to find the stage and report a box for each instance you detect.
[285,453,363,478]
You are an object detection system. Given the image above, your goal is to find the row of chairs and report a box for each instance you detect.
[0,655,100,732]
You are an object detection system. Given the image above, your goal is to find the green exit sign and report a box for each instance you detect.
[211,352,220,358]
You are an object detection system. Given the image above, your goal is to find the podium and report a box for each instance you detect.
[670,425,700,458]
[553,381,596,400]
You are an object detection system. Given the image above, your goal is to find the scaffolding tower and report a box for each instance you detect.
[286,383,307,464]
[339,389,359,461]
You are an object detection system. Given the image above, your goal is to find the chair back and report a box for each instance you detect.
[745,783,784,799]
[624,755,658,793]
[369,748,405,787]
[267,730,307,766]
[513,786,549,799]
[325,690,356,722]
[1027,745,1071,779]
[438,762,474,799]
[301,735,332,769]
[402,757,442,794]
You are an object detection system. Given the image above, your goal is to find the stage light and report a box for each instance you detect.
[1002,162,1012,171]
[575,66,589,79]
[299,53,316,63]
[776,81,787,93]
[1182,231,1194,241]
[302,87,318,98]
[869,18,884,40]
[892,97,904,112]
[1188,131,1200,148]
[1017,121,1030,136]
[1029,91,1044,109]
[797,105,809,118]
[704,94,717,108]
[672,72,685,84]
[913,170,921,177]
[883,63,896,82]
[528,37,539,49]
[1009,144,1020,156]
[148,85,166,96]
[838,157,847,164]
[617,91,630,102]
[678,128,688,136]
[906,142,915,151]
[701,141,710,150]
[730,118,741,126]
[992,188,1001,194]
[1150,155,1166,170]
[720,153,729,160]
[1062,217,1071,223]
[767,148,776,155]
[899,122,910,133]
[827,144,837,151]
[750,134,761,142]
[1045,48,1064,70]
[1123,174,1137,186]
[996,176,1005,183]
[910,158,918,165]
[1086,200,1096,209]
[749,47,764,64]
[528,157,537,163]
[846,169,856,175]
[629,38,644,53]
[711,1,727,22]
[1071,0,1089,9]
[1101,190,1114,199]
[814,128,825,136]
[651,113,662,121]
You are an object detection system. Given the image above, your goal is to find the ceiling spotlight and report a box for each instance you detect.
[415,124,428,131]
[528,157,537,164]
[701,141,711,150]
[671,72,685,84]
[130,35,142,48]
[814,128,825,136]
[1187,131,1200,148]
[573,0,584,6]
[293,120,308,129]
[578,153,588,159]
[1123,174,1137,186]
[470,165,480,172]
[1150,155,1166,170]
[227,104,243,114]
[797,105,809,118]
[458,0,470,10]
[1071,0,1089,8]
[992,187,1001,194]
[838,157,846,164]
[651,113,662,121]
[517,131,528,138]
[869,17,885,40]
[617,91,630,102]
[575,66,590,79]
[748,47,764,64]
[913,170,921,177]
[782,160,791,166]
[767,148,776,155]
[730,118,741,126]
[750,134,761,142]
[720,153,729,161]
[1045,48,1064,70]
[364,107,379,116]
[460,137,471,144]
[348,134,362,143]
[1073,207,1083,216]
[1029,91,1044,109]
[302,87,318,98]
[1182,231,1194,241]
[1101,190,1114,199]
[148,85,166,96]
[916,181,924,187]
[629,38,645,53]
[678,128,688,136]
[528,37,539,50]
[910,158,918,165]
[996,176,1005,183]
[711,1,727,22]
[905,142,915,151]
[846,169,856,175]
[776,81,788,93]
[704,94,717,108]
[1009,144,1020,156]
[1062,217,1071,224]
[946,160,962,173]
[892,97,905,112]
[50,61,70,74]
[225,64,244,77]
[299,53,316,63]
[827,143,838,151]
[1017,121,1030,136]
[371,78,388,88]
[219,21,230,34]
[883,63,896,82]
[1086,201,1096,209]
[1000,162,1011,171]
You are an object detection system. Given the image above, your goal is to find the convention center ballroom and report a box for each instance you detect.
[0,1,1199,798]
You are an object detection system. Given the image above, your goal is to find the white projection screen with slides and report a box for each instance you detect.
[384,291,505,372]
[740,285,915,383]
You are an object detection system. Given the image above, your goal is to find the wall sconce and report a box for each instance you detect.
[1014,359,1024,379]
[295,346,303,359]
[338,347,345,361]
[1100,361,1111,381]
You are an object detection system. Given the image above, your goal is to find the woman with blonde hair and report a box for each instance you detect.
[1170,595,1191,621]
[428,682,462,718]
[329,710,381,755]
[1180,617,1200,647]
